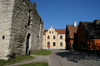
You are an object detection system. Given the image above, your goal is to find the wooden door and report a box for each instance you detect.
[47,42,50,48]
[71,41,73,49]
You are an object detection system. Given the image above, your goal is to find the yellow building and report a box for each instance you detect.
[43,26,66,49]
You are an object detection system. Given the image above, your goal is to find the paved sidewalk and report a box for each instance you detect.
[49,49,100,66]
[48,49,62,66]
[48,49,67,66]
[4,55,49,66]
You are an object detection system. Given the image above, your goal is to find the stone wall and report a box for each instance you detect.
[0,0,15,60]
[0,0,44,60]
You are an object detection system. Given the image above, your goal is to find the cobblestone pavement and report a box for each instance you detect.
[49,49,100,66]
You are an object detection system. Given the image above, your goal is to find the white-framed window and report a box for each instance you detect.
[48,36,50,39]
[60,35,63,39]
[53,36,55,39]
[53,42,56,46]
[60,42,63,46]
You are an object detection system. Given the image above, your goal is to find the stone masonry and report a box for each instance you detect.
[0,0,44,60]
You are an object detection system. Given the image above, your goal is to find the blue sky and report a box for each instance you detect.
[30,0,100,30]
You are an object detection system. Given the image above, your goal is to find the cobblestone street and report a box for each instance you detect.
[49,49,100,66]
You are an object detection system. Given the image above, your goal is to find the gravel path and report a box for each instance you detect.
[4,55,49,66]
[4,49,100,66]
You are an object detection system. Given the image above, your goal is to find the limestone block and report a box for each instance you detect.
[7,11,13,15]
[5,36,11,40]
[0,57,9,60]
[4,44,9,48]
[3,23,11,29]
[0,44,3,48]
[4,31,11,35]
[0,23,4,27]
[0,40,10,45]
[0,54,3,57]
[3,49,9,55]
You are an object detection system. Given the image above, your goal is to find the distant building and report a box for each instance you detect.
[43,26,66,49]
[77,20,100,50]
[66,22,78,49]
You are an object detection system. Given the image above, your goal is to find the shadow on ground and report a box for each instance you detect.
[56,50,100,63]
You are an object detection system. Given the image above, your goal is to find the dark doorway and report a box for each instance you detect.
[47,42,50,49]
[26,33,31,56]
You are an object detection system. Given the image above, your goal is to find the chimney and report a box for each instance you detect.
[94,20,99,25]
[73,21,77,27]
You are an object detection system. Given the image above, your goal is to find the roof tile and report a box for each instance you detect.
[67,25,78,38]
[44,29,66,34]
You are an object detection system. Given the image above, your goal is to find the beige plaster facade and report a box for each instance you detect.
[43,26,66,49]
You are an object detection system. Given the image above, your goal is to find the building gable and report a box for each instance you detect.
[80,20,100,39]
[67,25,78,39]
[44,26,66,35]
[45,26,58,35]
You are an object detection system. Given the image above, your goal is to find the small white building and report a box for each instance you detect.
[43,26,66,49]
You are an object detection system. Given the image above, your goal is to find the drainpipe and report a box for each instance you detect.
[57,34,58,49]
[45,35,46,49]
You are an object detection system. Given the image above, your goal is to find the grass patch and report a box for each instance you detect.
[0,60,7,66]
[0,55,33,65]
[31,49,51,56]
[18,62,48,66]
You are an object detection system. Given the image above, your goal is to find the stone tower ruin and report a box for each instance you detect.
[0,0,44,60]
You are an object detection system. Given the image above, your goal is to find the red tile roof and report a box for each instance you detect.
[44,29,66,34]
[67,25,78,38]
[44,30,48,34]
[55,29,66,34]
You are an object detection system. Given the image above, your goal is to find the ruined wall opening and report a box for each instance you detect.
[26,33,31,55]
[2,36,5,39]
[39,23,42,38]
[27,10,32,27]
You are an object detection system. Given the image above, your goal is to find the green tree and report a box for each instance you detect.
[33,2,36,10]
[33,2,38,14]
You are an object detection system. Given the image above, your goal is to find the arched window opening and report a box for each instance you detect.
[60,42,63,46]
[60,35,63,39]
[2,36,5,39]
[48,36,50,39]
[39,24,42,38]
[40,18,41,21]
[26,33,31,56]
[27,10,32,26]
[53,36,55,39]
[53,42,56,46]
[47,42,50,48]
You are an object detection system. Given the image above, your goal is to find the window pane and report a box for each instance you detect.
[53,36,55,39]
[48,36,50,39]
[60,35,63,39]
[60,42,63,46]
[53,42,56,46]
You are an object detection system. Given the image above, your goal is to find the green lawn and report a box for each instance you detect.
[0,49,51,66]
[0,55,33,66]
[0,60,7,66]
[31,49,51,56]
[18,62,48,66]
